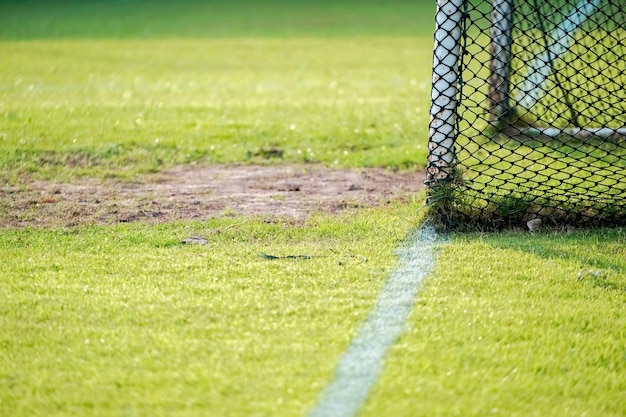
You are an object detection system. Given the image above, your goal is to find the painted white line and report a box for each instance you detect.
[308,225,438,417]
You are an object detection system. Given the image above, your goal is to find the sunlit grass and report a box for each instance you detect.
[362,228,626,417]
[0,203,423,417]
[0,37,432,182]
[0,0,435,183]
[1,2,625,417]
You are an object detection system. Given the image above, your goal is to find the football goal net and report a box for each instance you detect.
[426,0,626,230]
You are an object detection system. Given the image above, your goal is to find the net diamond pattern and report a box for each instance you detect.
[427,0,626,230]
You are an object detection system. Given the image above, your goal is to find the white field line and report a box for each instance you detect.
[307,225,438,417]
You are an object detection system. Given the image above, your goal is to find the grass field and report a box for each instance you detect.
[1,207,421,416]
[1,1,625,416]
[0,0,433,183]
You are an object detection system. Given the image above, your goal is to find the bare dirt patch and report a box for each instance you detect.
[1,164,425,228]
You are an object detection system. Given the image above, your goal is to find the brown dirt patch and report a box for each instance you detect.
[0,164,425,228]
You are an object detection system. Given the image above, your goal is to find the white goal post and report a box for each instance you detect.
[426,0,464,184]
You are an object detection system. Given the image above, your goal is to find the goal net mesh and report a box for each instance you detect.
[426,0,626,230]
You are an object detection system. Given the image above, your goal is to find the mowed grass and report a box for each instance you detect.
[0,205,422,417]
[363,229,626,417]
[0,0,435,40]
[1,37,431,182]
[1,1,626,417]
[2,211,624,416]
[0,0,434,183]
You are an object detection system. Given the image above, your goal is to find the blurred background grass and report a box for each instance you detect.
[0,0,436,182]
[0,0,435,39]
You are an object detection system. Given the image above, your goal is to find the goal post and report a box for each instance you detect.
[426,0,626,230]
[426,0,465,184]
[488,0,514,120]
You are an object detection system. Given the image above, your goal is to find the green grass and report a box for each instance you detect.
[0,37,432,182]
[2,210,624,416]
[2,1,626,416]
[433,134,626,230]
[362,229,626,417]
[0,0,435,182]
[0,0,435,40]
[0,204,422,417]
